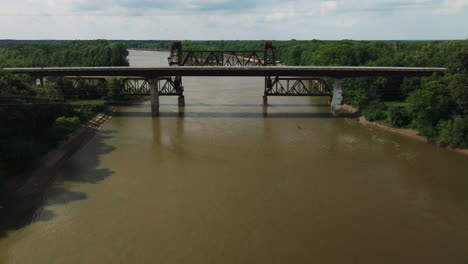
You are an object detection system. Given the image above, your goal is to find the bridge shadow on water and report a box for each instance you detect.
[113,111,358,119]
[129,103,330,108]
[0,130,117,239]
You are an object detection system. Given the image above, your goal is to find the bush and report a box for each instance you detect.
[73,104,104,122]
[388,105,411,127]
[362,101,388,121]
[411,113,435,137]
[106,78,125,101]
[49,116,81,142]
[436,116,468,147]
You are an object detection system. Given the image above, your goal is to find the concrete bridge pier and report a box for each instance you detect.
[149,78,160,117]
[35,77,45,87]
[331,78,343,114]
[178,95,185,107]
[263,96,268,107]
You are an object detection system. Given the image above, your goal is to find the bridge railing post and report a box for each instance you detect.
[37,77,44,87]
[149,78,160,117]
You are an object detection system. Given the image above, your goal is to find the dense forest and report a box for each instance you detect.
[0,40,129,183]
[166,40,467,148]
[0,40,129,67]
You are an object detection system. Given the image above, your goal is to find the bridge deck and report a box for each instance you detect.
[4,66,446,78]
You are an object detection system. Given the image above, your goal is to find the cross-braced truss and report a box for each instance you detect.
[122,77,183,96]
[67,77,107,88]
[265,77,331,96]
[122,78,150,95]
[156,76,184,96]
[168,40,277,67]
[179,51,267,66]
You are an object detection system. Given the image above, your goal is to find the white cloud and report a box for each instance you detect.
[321,1,338,12]
[436,0,468,13]
[0,0,466,39]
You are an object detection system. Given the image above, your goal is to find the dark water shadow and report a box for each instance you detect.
[114,111,357,119]
[0,130,117,238]
[129,103,329,108]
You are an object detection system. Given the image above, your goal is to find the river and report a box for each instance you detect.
[1,50,468,263]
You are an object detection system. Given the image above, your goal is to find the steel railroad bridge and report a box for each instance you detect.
[4,41,446,116]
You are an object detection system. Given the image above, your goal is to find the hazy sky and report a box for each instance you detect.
[0,0,466,40]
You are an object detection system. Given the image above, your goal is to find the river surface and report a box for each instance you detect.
[1,50,468,263]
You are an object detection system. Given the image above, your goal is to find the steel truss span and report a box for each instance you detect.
[168,40,277,67]
[123,76,183,96]
[62,77,183,96]
[265,77,331,96]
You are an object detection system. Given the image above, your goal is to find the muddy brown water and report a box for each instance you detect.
[1,51,468,263]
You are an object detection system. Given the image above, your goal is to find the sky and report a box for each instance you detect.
[0,0,467,40]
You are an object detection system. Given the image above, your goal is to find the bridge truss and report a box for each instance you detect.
[64,77,183,97]
[122,77,183,96]
[68,77,107,88]
[168,40,277,67]
[265,77,331,96]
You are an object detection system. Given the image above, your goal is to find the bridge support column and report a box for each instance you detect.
[149,78,160,117]
[178,95,185,107]
[36,77,45,87]
[331,78,343,114]
[263,96,268,107]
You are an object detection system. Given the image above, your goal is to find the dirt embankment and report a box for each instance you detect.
[342,104,468,157]
[1,106,117,201]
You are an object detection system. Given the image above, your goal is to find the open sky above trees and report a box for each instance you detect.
[0,0,466,40]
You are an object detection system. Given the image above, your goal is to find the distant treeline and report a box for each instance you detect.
[114,40,173,50]
[174,39,468,148]
[0,40,129,67]
[0,40,131,184]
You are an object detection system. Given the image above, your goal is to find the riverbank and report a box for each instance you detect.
[0,106,117,202]
[342,104,468,156]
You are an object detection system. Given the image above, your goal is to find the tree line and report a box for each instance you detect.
[0,40,129,67]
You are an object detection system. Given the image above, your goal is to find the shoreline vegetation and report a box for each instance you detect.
[1,105,116,202]
[0,40,131,185]
[341,104,468,156]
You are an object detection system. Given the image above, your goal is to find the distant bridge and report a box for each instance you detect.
[4,41,446,116]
